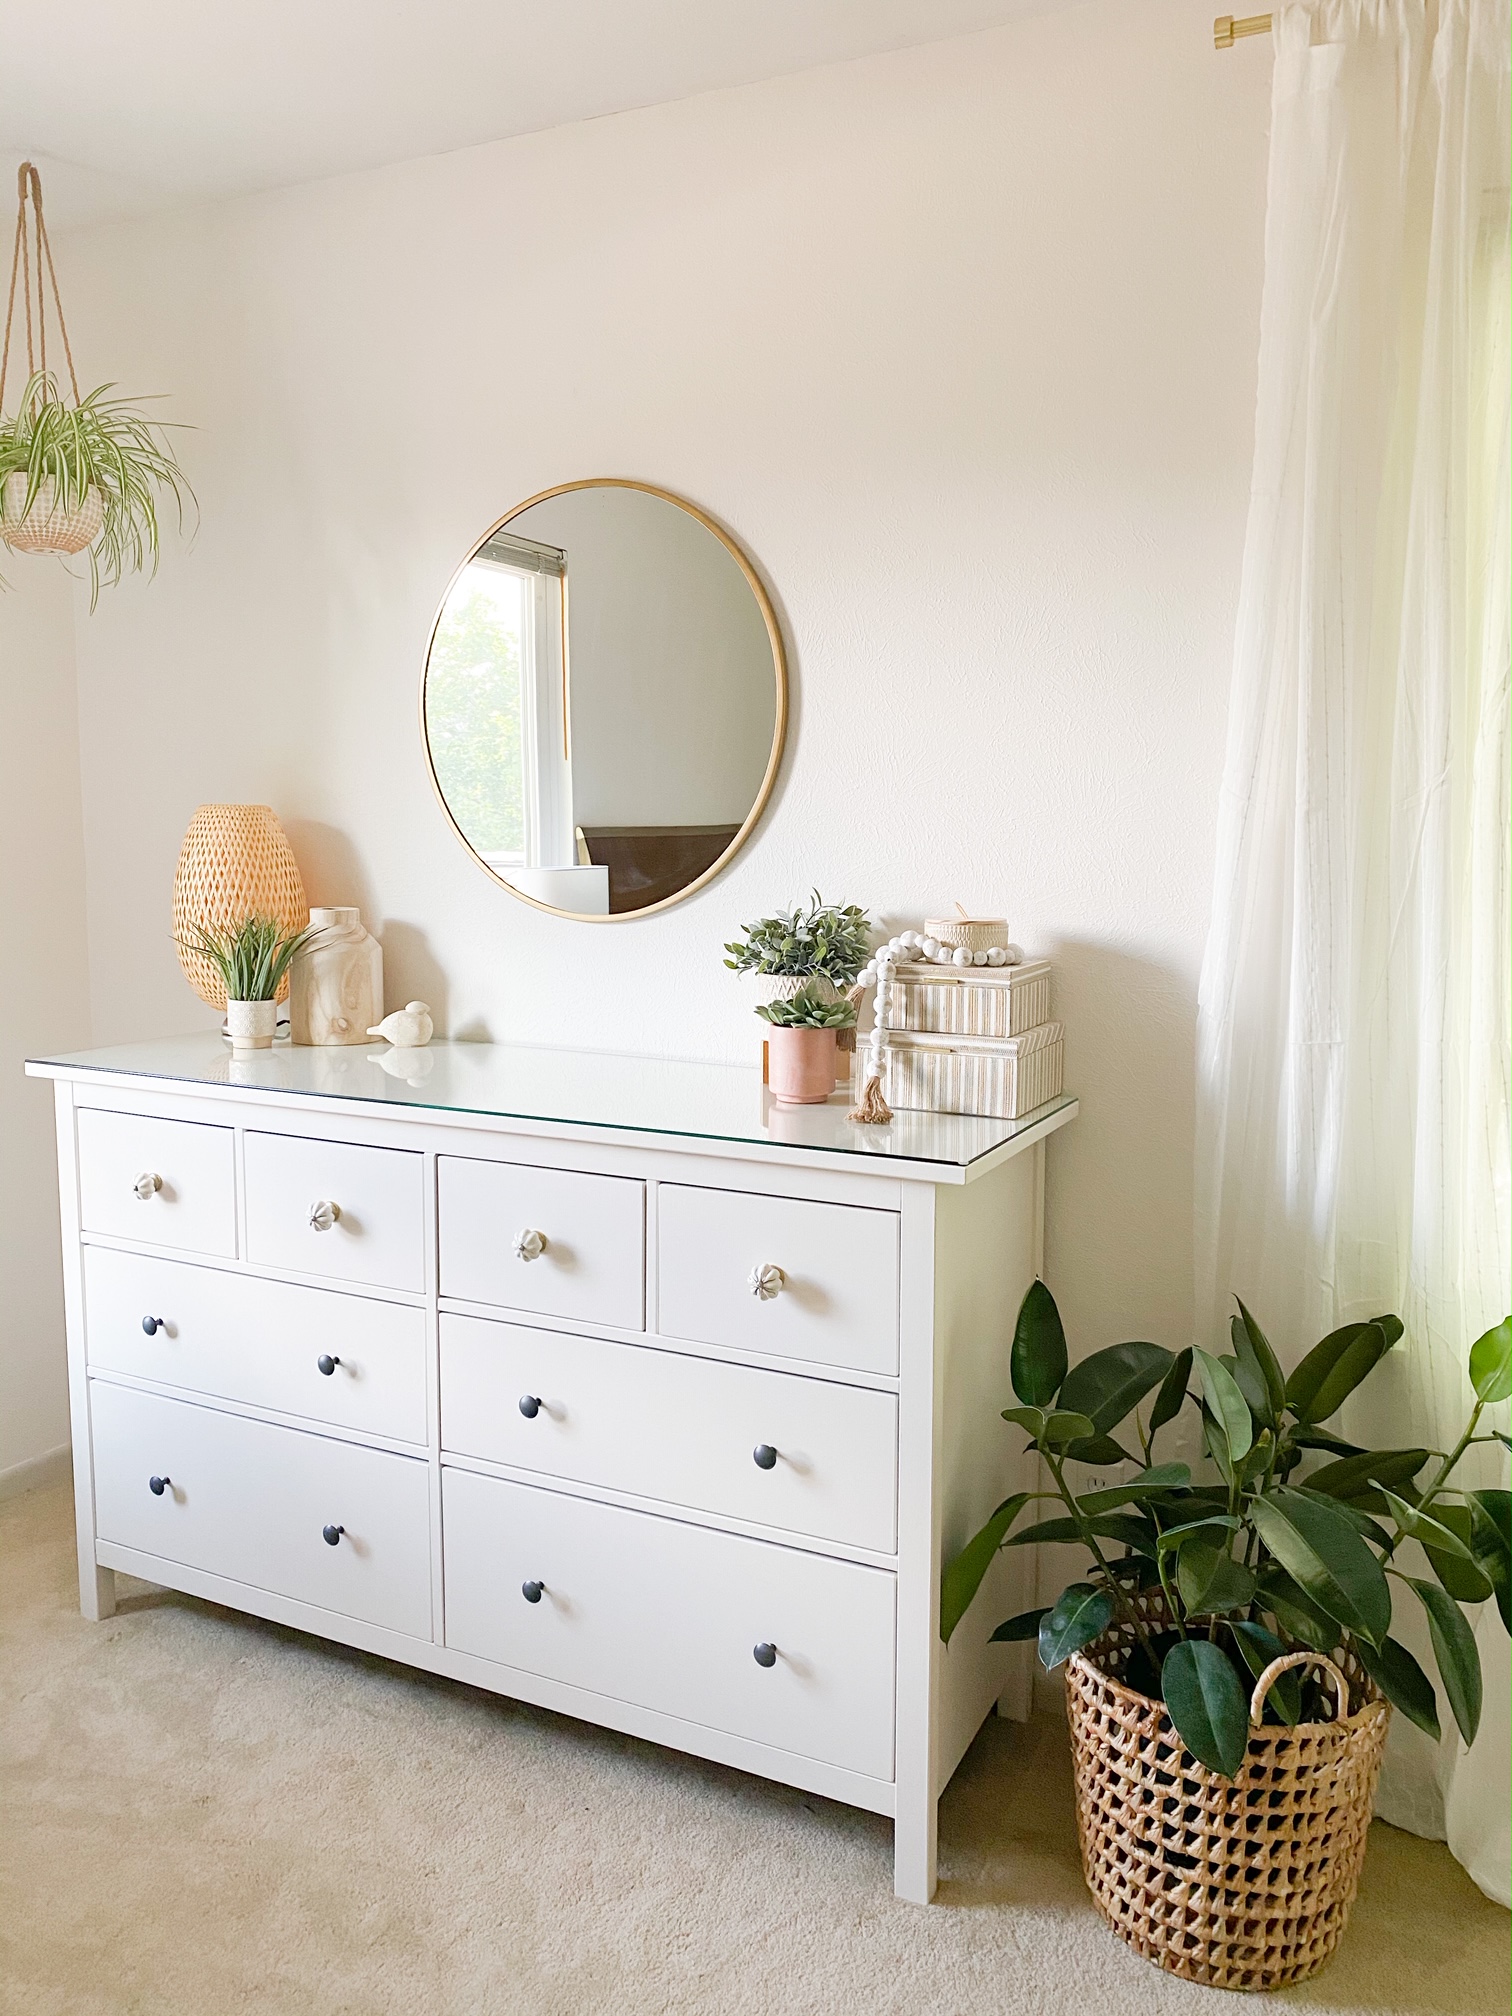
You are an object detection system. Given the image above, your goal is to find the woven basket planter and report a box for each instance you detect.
[0,471,103,553]
[1065,1594,1390,1992]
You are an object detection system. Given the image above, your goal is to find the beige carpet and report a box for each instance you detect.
[2,1482,1506,2016]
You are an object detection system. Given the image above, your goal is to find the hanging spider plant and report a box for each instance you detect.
[0,369,195,607]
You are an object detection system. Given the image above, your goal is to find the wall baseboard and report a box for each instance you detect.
[0,1443,71,1503]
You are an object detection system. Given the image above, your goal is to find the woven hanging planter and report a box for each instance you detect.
[0,163,100,556]
[1064,1590,1390,1992]
[172,805,309,1009]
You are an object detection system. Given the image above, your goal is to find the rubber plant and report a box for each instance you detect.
[0,164,193,606]
[942,1284,1512,1776]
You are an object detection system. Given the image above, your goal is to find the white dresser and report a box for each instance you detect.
[28,1035,1076,1902]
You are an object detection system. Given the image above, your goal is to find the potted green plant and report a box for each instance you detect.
[175,915,313,1052]
[756,985,858,1104]
[943,1283,1511,1990]
[0,369,193,606]
[724,893,872,1007]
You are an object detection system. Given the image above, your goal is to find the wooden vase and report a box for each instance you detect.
[289,907,383,1046]
[172,805,308,1009]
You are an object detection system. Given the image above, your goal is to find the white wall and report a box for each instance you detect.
[513,486,776,830]
[54,0,1271,1362]
[0,569,91,1486]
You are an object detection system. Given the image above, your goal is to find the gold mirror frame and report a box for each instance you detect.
[421,478,788,923]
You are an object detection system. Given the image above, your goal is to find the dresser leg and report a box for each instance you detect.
[81,1563,116,1622]
[893,1796,938,1903]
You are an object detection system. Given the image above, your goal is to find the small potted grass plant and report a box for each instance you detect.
[176,915,313,1051]
[942,1283,1511,1990]
[756,985,857,1103]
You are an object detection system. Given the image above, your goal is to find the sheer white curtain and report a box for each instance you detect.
[1195,0,1510,1900]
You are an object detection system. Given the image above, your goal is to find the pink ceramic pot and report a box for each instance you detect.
[767,1025,838,1104]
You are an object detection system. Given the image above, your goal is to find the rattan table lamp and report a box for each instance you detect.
[172,804,309,1009]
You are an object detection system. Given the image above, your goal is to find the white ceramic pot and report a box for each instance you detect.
[0,471,104,554]
[225,998,278,1052]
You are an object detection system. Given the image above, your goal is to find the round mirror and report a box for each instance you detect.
[423,480,786,919]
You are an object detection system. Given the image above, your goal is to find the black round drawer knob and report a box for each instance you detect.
[141,1315,165,1337]
[317,1354,341,1377]
[148,1474,171,1497]
[753,1642,778,1668]
[521,1579,545,1604]
[753,1444,778,1470]
[518,1395,542,1419]
[322,1524,345,1547]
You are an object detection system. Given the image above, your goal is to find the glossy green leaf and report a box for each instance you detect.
[1422,1503,1495,1603]
[1148,1346,1193,1439]
[1011,1280,1067,1407]
[1037,1583,1115,1669]
[1228,1620,1300,1725]
[1161,1638,1250,1777]
[1194,1348,1254,1465]
[1249,1489,1390,1645]
[1154,1514,1240,1552]
[1406,1578,1482,1745]
[1001,1406,1047,1439]
[1007,1513,1156,1555]
[988,1608,1049,1643]
[940,1494,1031,1644]
[1059,1341,1174,1434]
[1291,1426,1367,1457]
[1293,1487,1393,1551]
[1177,1540,1257,1617]
[1233,1300,1287,1426]
[1286,1319,1397,1424]
[1062,1435,1137,1468]
[1079,1464,1191,1515]
[1469,1318,1512,1404]
[1353,1635,1441,1741]
[1377,1487,1480,1563]
[1304,1449,1430,1502]
[1257,1566,1340,1652]
[1202,1406,1235,1484]
[1039,1410,1097,1449]
[1468,1491,1511,1633]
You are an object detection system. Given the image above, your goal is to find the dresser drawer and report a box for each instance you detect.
[441,1314,897,1552]
[438,1157,644,1331]
[657,1185,900,1376]
[77,1108,236,1257]
[442,1469,895,1780]
[244,1132,425,1292]
[85,1247,427,1445]
[91,1381,431,1638]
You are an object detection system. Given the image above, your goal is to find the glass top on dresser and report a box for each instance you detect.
[27,1034,1076,1173]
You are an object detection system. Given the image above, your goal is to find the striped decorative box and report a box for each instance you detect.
[877,1022,1064,1120]
[880,958,1052,1040]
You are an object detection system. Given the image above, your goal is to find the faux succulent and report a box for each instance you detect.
[943,1283,1511,1777]
[755,984,858,1030]
[724,893,871,986]
[175,914,312,1003]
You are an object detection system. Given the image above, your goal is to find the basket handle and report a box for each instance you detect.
[1249,1650,1350,1726]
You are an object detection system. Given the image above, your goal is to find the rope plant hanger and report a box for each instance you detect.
[0,160,192,604]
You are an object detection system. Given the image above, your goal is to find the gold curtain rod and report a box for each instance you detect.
[1214,13,1273,46]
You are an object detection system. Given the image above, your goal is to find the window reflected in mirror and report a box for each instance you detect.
[424,482,786,918]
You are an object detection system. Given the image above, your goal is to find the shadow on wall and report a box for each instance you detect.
[281,820,376,925]
[1043,935,1199,1359]
[381,921,450,1038]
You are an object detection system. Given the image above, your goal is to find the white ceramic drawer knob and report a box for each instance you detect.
[309,1200,342,1232]
[133,1171,163,1200]
[748,1262,785,1301]
[514,1228,547,1262]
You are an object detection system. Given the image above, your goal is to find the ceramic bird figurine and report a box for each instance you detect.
[367,1001,434,1047]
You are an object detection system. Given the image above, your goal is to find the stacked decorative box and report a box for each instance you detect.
[860,917,1065,1120]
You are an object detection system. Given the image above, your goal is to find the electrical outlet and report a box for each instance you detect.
[1080,1471,1114,1496]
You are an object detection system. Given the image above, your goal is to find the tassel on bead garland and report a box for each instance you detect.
[850,1073,893,1125]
